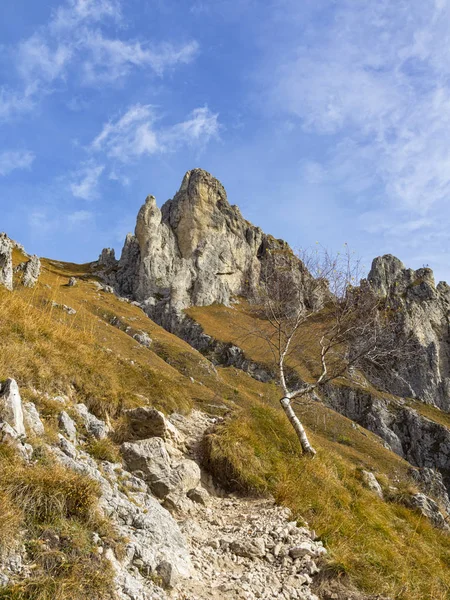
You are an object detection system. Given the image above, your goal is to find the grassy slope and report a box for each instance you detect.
[1,256,450,598]
[188,302,450,600]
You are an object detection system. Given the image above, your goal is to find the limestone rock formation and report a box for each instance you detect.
[366,255,450,410]
[97,247,117,270]
[0,379,25,437]
[110,169,315,329]
[0,233,13,291]
[22,255,41,287]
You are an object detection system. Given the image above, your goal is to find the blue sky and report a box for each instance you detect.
[1,0,450,283]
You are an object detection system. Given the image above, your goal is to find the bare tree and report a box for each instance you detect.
[246,245,406,457]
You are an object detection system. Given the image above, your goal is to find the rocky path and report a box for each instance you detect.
[167,411,325,600]
[0,378,326,600]
[175,496,324,600]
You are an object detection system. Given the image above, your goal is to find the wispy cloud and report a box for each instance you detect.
[91,104,219,162]
[1,0,199,122]
[272,0,450,216]
[67,209,94,225]
[69,162,104,199]
[0,150,35,176]
[50,0,122,32]
[82,33,199,83]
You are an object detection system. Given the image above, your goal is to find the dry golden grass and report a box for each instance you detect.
[205,402,450,600]
[2,256,450,599]
[189,301,450,599]
[0,450,116,600]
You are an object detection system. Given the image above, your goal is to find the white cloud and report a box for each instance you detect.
[82,33,199,83]
[91,104,219,162]
[161,106,220,147]
[0,88,35,121]
[272,0,450,215]
[51,0,121,31]
[67,209,94,224]
[69,162,104,199]
[17,34,72,90]
[2,0,199,122]
[0,150,35,176]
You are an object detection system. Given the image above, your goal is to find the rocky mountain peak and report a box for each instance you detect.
[111,169,314,330]
[365,254,450,409]
[368,254,437,299]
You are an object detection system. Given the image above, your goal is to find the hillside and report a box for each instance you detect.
[0,170,450,599]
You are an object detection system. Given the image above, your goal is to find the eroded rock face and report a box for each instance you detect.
[112,169,316,329]
[0,234,13,291]
[97,247,117,270]
[22,255,41,288]
[366,255,450,410]
[0,379,25,437]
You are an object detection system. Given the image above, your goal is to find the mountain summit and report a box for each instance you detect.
[100,169,312,327]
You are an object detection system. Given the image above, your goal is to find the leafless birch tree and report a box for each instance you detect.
[247,245,406,456]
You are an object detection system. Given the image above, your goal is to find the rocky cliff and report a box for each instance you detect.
[105,169,315,329]
[365,255,450,410]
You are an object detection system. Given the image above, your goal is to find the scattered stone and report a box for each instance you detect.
[51,302,77,315]
[406,493,450,530]
[361,470,384,499]
[74,403,108,439]
[58,433,78,459]
[23,402,45,436]
[68,276,77,287]
[230,538,266,558]
[187,487,210,506]
[58,411,77,442]
[133,331,152,348]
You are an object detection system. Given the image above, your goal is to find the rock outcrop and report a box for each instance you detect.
[21,255,41,287]
[365,255,450,410]
[0,234,13,291]
[0,379,25,437]
[109,169,316,329]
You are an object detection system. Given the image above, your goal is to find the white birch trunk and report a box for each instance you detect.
[280,397,316,456]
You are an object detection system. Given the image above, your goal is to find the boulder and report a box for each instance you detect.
[156,560,179,589]
[74,403,108,439]
[58,411,77,442]
[0,422,32,460]
[187,487,210,506]
[406,493,449,530]
[68,277,77,287]
[168,459,201,495]
[133,331,152,348]
[361,470,384,499]
[121,438,172,498]
[124,407,183,446]
[0,379,25,436]
[23,402,45,436]
[229,538,266,558]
